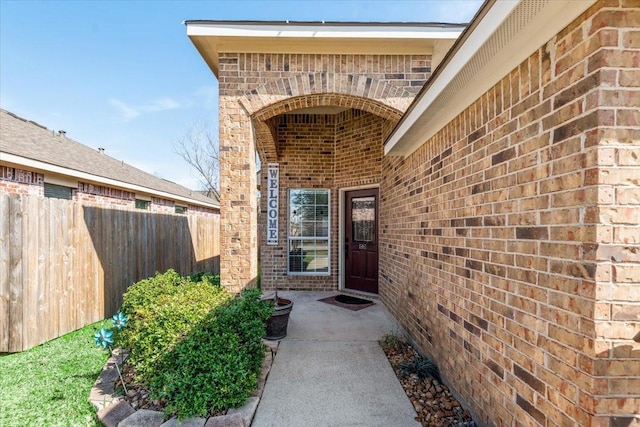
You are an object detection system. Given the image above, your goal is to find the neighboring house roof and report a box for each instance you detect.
[193,189,220,203]
[0,109,219,209]
[384,0,597,156]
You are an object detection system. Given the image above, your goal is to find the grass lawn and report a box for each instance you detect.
[0,322,109,427]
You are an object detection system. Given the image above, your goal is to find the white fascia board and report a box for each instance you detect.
[186,23,462,40]
[385,0,518,155]
[1,152,219,209]
[385,0,597,157]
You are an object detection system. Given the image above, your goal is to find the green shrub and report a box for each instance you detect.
[118,270,273,419]
[118,269,228,382]
[398,356,441,382]
[379,333,409,353]
[188,271,221,287]
[151,288,273,418]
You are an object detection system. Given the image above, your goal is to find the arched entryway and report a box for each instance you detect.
[214,54,428,292]
[250,93,403,293]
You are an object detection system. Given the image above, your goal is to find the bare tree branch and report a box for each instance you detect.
[174,119,220,200]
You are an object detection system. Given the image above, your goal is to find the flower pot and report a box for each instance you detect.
[264,297,293,340]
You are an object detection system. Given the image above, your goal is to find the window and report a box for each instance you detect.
[44,183,72,200]
[135,199,149,210]
[175,206,186,214]
[288,189,329,274]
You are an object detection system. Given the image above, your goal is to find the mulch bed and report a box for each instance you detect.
[380,337,476,427]
[115,364,168,412]
[114,364,226,417]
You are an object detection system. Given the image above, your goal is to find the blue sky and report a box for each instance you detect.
[1,0,482,190]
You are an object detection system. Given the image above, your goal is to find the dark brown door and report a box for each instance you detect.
[345,189,378,294]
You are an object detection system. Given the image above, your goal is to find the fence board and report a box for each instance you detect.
[8,195,24,352]
[0,194,219,352]
[38,197,50,344]
[0,195,10,350]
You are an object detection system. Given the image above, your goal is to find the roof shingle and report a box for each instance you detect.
[0,109,218,208]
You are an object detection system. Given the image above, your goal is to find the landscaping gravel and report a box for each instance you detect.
[381,337,476,427]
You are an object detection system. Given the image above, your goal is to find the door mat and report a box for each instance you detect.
[318,294,375,311]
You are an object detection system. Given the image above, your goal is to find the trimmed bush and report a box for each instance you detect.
[117,270,273,419]
[119,269,230,382]
[151,288,273,418]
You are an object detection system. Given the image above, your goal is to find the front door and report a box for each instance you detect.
[345,189,379,293]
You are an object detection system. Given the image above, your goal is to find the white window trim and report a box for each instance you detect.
[287,188,331,276]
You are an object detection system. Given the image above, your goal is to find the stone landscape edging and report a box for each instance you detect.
[89,340,279,427]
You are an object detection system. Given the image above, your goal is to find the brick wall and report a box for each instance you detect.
[587,1,640,424]
[0,166,43,196]
[379,1,640,425]
[335,109,384,189]
[150,196,176,214]
[220,53,431,98]
[187,204,219,216]
[259,111,386,290]
[75,182,135,208]
[260,114,337,291]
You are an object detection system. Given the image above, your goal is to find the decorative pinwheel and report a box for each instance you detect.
[93,328,114,349]
[111,312,128,330]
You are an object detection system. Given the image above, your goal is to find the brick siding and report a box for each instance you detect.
[187,204,219,216]
[75,182,135,208]
[0,166,44,196]
[379,1,640,425]
[150,196,175,213]
[258,111,386,291]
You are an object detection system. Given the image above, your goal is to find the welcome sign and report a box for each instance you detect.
[266,163,279,245]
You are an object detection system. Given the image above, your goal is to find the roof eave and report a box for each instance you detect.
[185,21,466,78]
[384,0,598,157]
[1,152,220,210]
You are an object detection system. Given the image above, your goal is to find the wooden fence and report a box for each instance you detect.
[0,194,219,352]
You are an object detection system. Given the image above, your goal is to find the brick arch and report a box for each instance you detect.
[249,92,405,161]
[252,93,404,123]
[239,72,414,118]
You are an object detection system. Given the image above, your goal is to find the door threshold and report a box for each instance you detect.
[340,288,380,300]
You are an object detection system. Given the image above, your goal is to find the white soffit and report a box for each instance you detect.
[385,0,597,157]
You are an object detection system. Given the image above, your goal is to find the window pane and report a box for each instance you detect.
[352,196,375,243]
[135,199,149,210]
[288,189,330,274]
[289,240,329,273]
[315,191,328,205]
[313,221,326,237]
[289,220,301,237]
[289,189,329,238]
[301,221,315,236]
[308,257,329,273]
[44,183,73,200]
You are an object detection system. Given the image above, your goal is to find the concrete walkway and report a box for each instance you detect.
[252,292,421,427]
